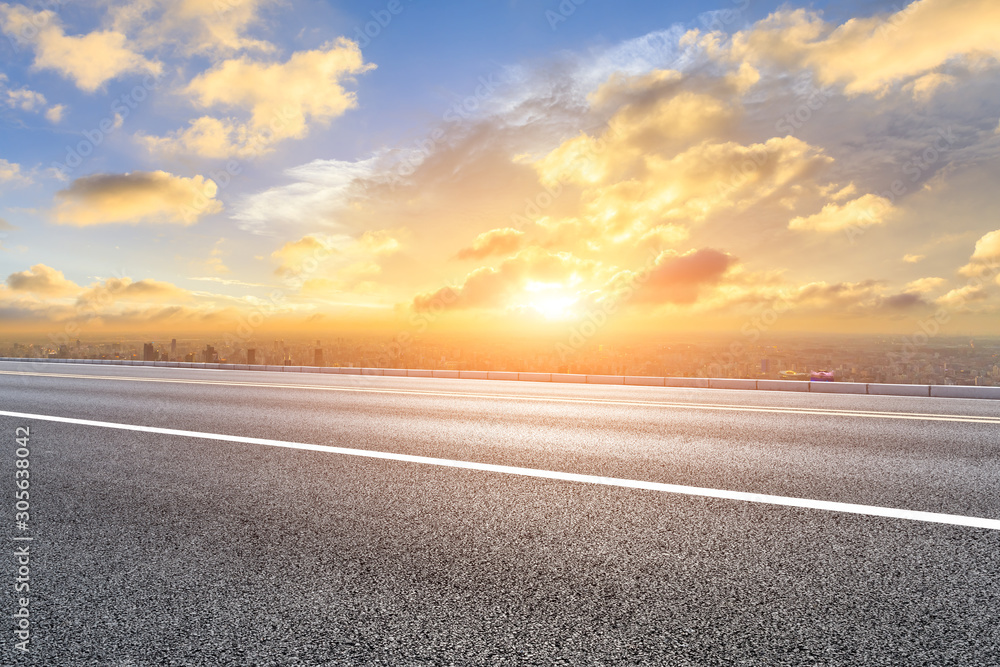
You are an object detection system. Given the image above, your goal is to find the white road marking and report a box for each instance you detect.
[3,410,999,531]
[3,369,1000,424]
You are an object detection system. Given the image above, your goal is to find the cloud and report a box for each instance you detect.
[5,264,80,296]
[136,116,249,159]
[144,39,374,157]
[905,277,946,293]
[788,194,895,233]
[903,253,926,263]
[44,104,66,123]
[4,85,45,111]
[725,0,1000,96]
[272,229,404,294]
[230,155,381,232]
[957,228,1000,277]
[272,234,344,278]
[936,284,990,307]
[633,248,736,304]
[413,247,593,312]
[110,0,276,56]
[881,292,928,309]
[456,228,525,260]
[53,171,222,226]
[77,277,191,306]
[0,158,27,184]
[0,4,161,92]
[904,72,956,101]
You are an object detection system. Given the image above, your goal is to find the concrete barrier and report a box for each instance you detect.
[587,375,624,385]
[757,379,809,392]
[709,378,757,390]
[625,376,664,386]
[664,377,710,388]
[868,383,930,397]
[930,385,1000,399]
[551,374,588,383]
[3,357,998,400]
[810,381,866,394]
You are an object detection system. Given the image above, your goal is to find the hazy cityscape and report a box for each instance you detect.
[3,333,999,387]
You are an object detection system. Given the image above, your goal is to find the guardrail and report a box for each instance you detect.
[3,356,999,400]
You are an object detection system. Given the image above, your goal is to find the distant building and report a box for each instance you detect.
[143,343,156,361]
[247,349,256,365]
[170,339,177,356]
[314,348,324,367]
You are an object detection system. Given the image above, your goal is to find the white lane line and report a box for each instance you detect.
[4,370,1000,424]
[3,410,999,532]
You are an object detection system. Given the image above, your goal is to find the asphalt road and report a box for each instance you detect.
[2,360,999,665]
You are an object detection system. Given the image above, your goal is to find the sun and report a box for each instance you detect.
[522,282,577,320]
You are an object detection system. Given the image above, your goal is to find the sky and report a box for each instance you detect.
[1,0,1000,342]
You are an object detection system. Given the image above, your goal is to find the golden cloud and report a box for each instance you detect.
[137,116,248,160]
[958,228,1000,277]
[936,284,990,307]
[905,277,946,293]
[53,171,223,226]
[272,234,344,278]
[456,228,525,260]
[273,229,405,294]
[788,193,895,233]
[77,277,192,306]
[632,248,736,304]
[5,264,80,296]
[147,39,374,157]
[0,4,161,92]
[727,0,1000,96]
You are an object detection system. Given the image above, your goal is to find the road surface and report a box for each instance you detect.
[2,361,999,665]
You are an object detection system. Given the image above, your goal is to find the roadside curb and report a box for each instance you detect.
[3,357,999,400]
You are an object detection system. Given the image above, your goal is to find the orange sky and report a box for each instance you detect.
[2,0,1000,341]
